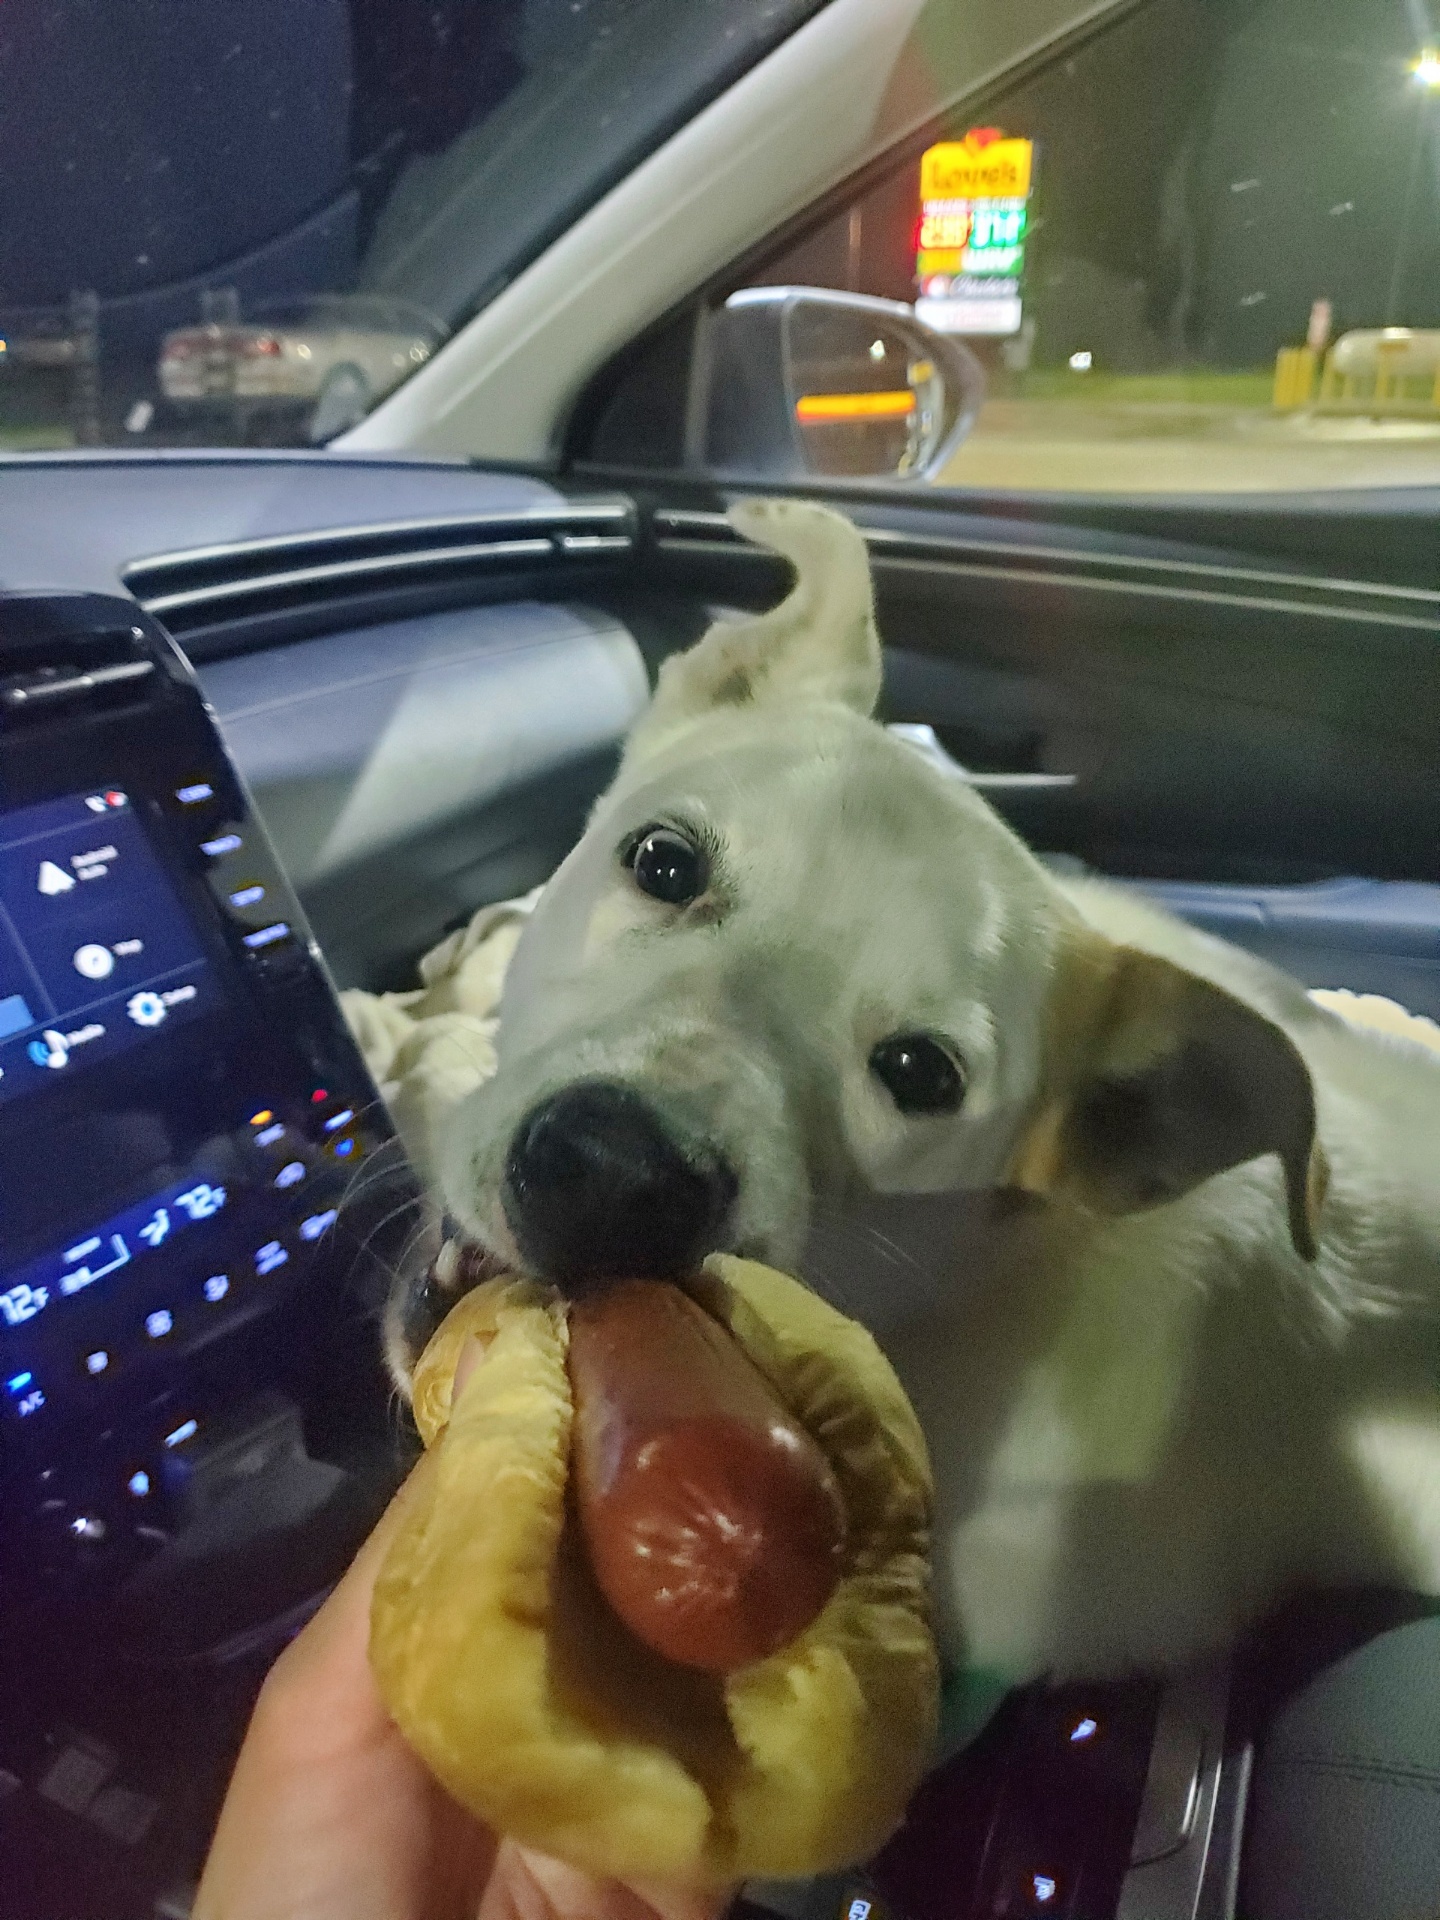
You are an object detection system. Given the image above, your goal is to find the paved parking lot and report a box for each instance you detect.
[938,399,1440,494]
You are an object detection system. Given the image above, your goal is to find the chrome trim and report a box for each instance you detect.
[875,549,1440,633]
[967,772,1077,790]
[127,501,632,581]
[887,723,1076,789]
[1116,1653,1233,1920]
[861,525,1440,612]
[556,533,634,554]
[142,538,557,616]
[652,508,1440,618]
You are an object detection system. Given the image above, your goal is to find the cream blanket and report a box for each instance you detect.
[341,893,1440,1183]
[339,888,541,1183]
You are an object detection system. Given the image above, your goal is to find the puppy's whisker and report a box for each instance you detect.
[332,1133,415,1210]
[345,1193,429,1265]
[859,1227,925,1275]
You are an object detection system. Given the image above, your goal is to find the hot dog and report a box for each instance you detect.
[370,1255,938,1887]
[568,1279,847,1671]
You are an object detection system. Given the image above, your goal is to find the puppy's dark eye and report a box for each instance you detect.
[870,1034,966,1115]
[624,826,708,905]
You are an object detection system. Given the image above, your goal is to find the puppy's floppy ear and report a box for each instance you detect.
[1007,932,1329,1260]
[625,498,882,761]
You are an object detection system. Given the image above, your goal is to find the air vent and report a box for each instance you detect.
[123,501,637,638]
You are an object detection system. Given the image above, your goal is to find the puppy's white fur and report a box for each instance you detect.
[437,498,1440,1684]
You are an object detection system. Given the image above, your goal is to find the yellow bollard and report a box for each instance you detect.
[1273,346,1317,410]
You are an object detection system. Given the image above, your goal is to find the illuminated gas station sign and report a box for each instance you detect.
[915,129,1034,337]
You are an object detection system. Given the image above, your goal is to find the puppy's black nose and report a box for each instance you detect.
[502,1082,737,1288]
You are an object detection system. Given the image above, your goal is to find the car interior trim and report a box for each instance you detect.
[138,539,559,620]
[651,509,1440,629]
[123,500,635,589]
[123,503,638,625]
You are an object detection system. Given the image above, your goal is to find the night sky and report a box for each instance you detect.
[767,0,1440,371]
[1,0,1436,374]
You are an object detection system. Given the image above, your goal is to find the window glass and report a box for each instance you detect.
[599,0,1440,494]
[0,0,826,454]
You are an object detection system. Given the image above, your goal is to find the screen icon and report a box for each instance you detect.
[4,1373,46,1420]
[84,1350,110,1376]
[243,922,291,951]
[6,1373,46,1418]
[27,1031,68,1069]
[36,860,75,896]
[176,1183,226,1221]
[139,1209,171,1249]
[60,1233,130,1294]
[127,991,167,1029]
[203,1275,230,1303]
[0,1282,49,1325]
[0,992,34,1039]
[144,1308,174,1340]
[73,943,115,981]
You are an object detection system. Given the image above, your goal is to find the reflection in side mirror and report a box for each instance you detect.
[697,285,985,483]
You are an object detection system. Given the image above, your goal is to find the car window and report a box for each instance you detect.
[582,0,1440,495]
[0,0,828,454]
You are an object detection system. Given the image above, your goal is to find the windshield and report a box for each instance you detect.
[0,0,825,454]
[722,0,1440,494]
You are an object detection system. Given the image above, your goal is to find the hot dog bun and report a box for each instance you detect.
[369,1256,938,1886]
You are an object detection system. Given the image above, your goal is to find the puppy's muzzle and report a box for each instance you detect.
[502,1081,738,1290]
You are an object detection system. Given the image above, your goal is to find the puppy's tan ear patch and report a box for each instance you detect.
[1007,936,1327,1260]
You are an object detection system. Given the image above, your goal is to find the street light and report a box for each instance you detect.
[1387,50,1439,320]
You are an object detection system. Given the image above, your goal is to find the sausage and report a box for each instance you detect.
[567,1278,847,1673]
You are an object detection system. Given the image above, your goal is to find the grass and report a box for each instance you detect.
[0,421,77,451]
[1006,369,1275,408]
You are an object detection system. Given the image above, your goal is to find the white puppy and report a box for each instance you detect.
[418,497,1440,1686]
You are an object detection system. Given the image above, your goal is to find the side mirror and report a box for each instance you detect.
[696,285,985,483]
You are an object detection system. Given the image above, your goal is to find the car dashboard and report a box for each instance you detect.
[0,452,1437,1920]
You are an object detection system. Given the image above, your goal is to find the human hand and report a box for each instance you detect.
[194,1451,733,1920]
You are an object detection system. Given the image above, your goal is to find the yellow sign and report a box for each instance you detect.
[921,136,1033,202]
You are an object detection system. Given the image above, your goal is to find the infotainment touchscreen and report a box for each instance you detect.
[0,762,386,1464]
[0,788,220,1102]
